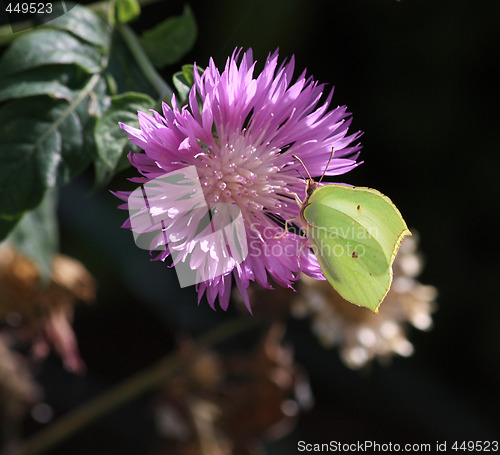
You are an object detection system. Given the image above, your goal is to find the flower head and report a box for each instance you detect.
[117,49,361,311]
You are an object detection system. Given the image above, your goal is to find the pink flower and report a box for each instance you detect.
[117,49,361,312]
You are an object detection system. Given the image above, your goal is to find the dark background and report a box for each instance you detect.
[25,0,500,453]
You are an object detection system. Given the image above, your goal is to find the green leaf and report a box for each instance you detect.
[0,5,116,227]
[76,76,111,161]
[92,143,139,192]
[0,97,87,217]
[0,79,74,103]
[0,29,102,77]
[173,64,203,105]
[172,72,191,104]
[94,91,155,170]
[299,183,411,313]
[182,64,201,86]
[41,2,110,48]
[7,190,58,283]
[113,0,141,24]
[0,65,91,103]
[140,6,197,68]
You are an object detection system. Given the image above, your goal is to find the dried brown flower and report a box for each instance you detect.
[0,244,95,373]
[153,325,312,455]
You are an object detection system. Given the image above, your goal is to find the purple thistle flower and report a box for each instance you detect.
[116,48,362,312]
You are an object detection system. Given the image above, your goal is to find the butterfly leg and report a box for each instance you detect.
[294,193,303,207]
[274,217,300,240]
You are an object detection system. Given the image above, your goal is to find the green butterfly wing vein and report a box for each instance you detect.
[302,184,411,313]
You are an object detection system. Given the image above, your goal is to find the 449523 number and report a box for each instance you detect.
[5,3,53,14]
[452,441,499,452]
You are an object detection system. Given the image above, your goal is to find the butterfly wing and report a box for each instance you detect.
[303,184,411,312]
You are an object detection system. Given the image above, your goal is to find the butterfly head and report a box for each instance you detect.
[305,179,319,198]
[294,148,335,200]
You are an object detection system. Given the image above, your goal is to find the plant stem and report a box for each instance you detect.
[21,316,268,455]
[117,24,174,102]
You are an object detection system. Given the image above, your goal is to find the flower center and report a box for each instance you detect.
[196,134,287,220]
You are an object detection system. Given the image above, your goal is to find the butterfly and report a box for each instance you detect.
[285,150,411,312]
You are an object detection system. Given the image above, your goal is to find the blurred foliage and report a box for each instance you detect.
[140,6,197,68]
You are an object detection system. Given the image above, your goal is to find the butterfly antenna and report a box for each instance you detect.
[319,147,335,184]
[294,168,306,180]
[292,155,313,181]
